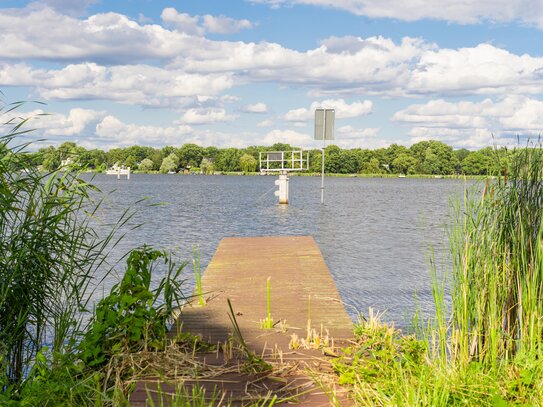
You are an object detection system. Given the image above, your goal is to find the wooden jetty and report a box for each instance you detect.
[131,236,354,406]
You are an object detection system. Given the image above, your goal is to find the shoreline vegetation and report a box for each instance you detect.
[4,103,543,405]
[33,140,517,177]
[129,170,490,179]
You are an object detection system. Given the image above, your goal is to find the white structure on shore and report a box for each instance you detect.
[106,163,131,179]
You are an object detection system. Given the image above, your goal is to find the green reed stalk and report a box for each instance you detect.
[445,146,543,364]
[267,277,272,324]
[0,104,128,388]
[192,245,205,306]
[260,277,273,329]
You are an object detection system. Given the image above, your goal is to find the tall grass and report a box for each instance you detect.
[447,146,543,364]
[0,105,129,388]
[329,146,543,405]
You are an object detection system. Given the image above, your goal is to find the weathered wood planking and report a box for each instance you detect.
[179,236,353,350]
[131,236,354,406]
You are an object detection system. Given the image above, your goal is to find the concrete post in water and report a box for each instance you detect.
[274,170,289,204]
[127,167,130,180]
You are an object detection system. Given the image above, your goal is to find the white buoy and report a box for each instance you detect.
[274,170,289,204]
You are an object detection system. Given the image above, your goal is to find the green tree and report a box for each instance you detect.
[392,153,418,174]
[308,149,322,173]
[200,158,215,175]
[80,149,107,170]
[360,158,383,174]
[124,155,138,170]
[159,153,179,173]
[215,148,242,172]
[203,146,220,161]
[410,140,457,175]
[384,144,409,167]
[239,153,258,174]
[106,148,126,168]
[162,145,175,157]
[57,141,82,162]
[324,145,342,173]
[455,148,470,163]
[38,146,60,171]
[270,143,294,151]
[460,147,504,175]
[139,158,154,172]
[124,145,154,163]
[147,149,164,171]
[177,144,204,168]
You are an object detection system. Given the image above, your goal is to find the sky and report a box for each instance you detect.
[1,0,543,151]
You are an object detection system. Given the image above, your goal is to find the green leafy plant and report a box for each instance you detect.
[79,247,186,367]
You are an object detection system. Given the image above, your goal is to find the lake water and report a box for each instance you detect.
[90,174,466,329]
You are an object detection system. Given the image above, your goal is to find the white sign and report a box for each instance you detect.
[314,109,335,140]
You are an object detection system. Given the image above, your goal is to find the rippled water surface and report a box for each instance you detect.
[90,174,465,328]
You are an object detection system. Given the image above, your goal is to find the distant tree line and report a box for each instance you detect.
[29,140,516,176]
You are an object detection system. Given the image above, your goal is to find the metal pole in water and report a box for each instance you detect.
[321,113,326,204]
[315,108,334,205]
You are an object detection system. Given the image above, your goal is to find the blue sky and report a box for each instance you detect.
[1,0,543,150]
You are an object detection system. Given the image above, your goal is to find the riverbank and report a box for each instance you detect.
[109,169,488,180]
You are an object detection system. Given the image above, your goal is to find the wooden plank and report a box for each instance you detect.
[131,236,354,406]
[179,236,353,349]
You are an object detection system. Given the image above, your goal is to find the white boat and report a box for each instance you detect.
[106,163,131,179]
[398,174,406,178]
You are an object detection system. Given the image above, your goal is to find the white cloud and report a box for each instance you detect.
[1,5,543,100]
[161,8,204,36]
[257,119,274,127]
[242,102,268,113]
[174,35,543,98]
[13,108,105,139]
[0,62,234,106]
[180,108,236,125]
[284,99,373,122]
[284,107,311,122]
[95,115,194,147]
[321,35,384,54]
[37,0,97,16]
[261,129,313,147]
[393,96,543,149]
[161,8,253,35]
[251,0,543,28]
[314,99,373,118]
[408,44,543,96]
[336,125,385,149]
[0,5,192,62]
[202,14,253,34]
[94,116,260,148]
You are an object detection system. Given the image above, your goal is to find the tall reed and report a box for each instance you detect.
[447,146,543,364]
[0,105,128,387]
[192,245,205,306]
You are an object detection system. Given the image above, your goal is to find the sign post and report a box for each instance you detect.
[314,109,335,204]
